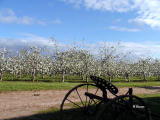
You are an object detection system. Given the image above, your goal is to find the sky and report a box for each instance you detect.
[0,0,160,58]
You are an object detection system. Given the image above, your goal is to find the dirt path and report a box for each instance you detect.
[1,86,160,120]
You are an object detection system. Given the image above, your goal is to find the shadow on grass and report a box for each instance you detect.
[142,96,160,120]
[5,108,96,120]
[4,96,160,120]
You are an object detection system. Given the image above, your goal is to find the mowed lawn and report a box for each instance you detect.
[0,81,160,91]
[0,81,80,91]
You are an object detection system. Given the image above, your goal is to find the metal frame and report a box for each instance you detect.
[60,75,152,120]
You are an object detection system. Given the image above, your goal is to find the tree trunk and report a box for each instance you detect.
[108,76,111,82]
[86,75,88,83]
[49,73,52,78]
[18,70,22,79]
[41,67,44,79]
[42,70,44,79]
[80,76,83,80]
[158,73,160,81]
[0,71,3,82]
[125,72,130,82]
[62,71,65,82]
[143,72,146,81]
[108,73,111,82]
[106,71,112,82]
[82,75,85,81]
[80,73,83,80]
[78,72,83,80]
[19,70,22,78]
[32,69,35,82]
[42,73,44,79]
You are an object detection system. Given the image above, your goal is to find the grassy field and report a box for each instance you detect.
[0,81,160,91]
[0,81,80,91]
[3,72,160,82]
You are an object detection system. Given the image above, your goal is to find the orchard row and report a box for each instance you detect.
[0,45,159,82]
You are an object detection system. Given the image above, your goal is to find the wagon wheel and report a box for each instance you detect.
[60,83,104,119]
[96,95,151,120]
[114,95,151,120]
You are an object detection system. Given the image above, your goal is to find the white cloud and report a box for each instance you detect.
[37,19,62,26]
[119,41,160,58]
[93,41,160,58]
[63,0,138,12]
[63,0,136,12]
[109,26,140,32]
[0,34,71,53]
[132,0,160,28]
[51,19,62,24]
[63,0,160,28]
[0,9,34,25]
[20,33,52,46]
[1,34,160,58]
[37,20,47,26]
[114,19,121,22]
[0,34,51,50]
[0,9,62,26]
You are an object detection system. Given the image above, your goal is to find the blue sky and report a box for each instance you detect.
[1,0,160,58]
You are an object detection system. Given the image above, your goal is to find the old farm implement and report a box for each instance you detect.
[60,76,157,120]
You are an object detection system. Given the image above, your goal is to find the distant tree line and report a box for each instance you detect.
[0,42,160,82]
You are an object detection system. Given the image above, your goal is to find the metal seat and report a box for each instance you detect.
[90,75,118,95]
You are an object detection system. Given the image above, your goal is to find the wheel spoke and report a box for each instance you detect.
[85,84,89,107]
[61,83,104,119]
[66,98,82,108]
[95,88,99,95]
[92,99,98,105]
[76,88,84,107]
[88,98,93,106]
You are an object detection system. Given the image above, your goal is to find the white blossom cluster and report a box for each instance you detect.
[0,45,159,82]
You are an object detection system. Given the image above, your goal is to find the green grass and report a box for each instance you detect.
[0,81,160,91]
[139,93,160,116]
[2,73,84,82]
[0,81,80,91]
[114,81,160,88]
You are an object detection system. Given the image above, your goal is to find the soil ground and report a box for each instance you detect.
[0,86,160,120]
